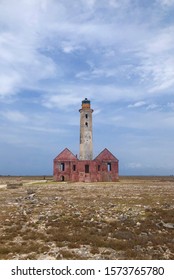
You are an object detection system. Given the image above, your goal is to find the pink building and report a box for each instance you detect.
[53,99,119,182]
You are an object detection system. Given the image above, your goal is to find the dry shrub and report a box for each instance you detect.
[0,176,173,260]
[58,249,77,259]
[22,229,47,241]
[68,242,81,249]
[0,246,11,256]
[90,247,100,254]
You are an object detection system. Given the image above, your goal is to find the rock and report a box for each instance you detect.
[28,193,35,200]
[38,215,45,221]
[27,189,36,195]
[0,184,7,189]
[163,203,171,209]
[161,221,174,229]
[118,213,127,221]
[144,206,152,212]
[140,232,148,236]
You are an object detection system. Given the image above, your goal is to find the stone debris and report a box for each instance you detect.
[160,221,174,229]
[0,184,7,189]
[0,176,174,260]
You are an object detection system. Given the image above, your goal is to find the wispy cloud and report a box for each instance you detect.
[1,110,28,122]
[128,101,146,108]
[0,0,174,175]
[42,93,82,109]
[1,0,174,99]
[156,0,174,7]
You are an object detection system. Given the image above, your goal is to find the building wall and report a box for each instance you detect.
[54,161,76,182]
[53,159,119,182]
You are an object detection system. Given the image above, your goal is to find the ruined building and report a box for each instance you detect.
[53,98,119,182]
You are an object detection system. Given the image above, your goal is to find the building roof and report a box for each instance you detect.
[54,148,78,161]
[95,148,118,161]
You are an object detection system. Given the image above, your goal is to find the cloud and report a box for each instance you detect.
[1,0,174,175]
[42,93,82,109]
[1,110,28,122]
[41,83,145,111]
[0,0,173,106]
[146,104,160,110]
[23,125,66,134]
[0,0,58,98]
[156,0,174,7]
[0,73,22,97]
[167,102,174,109]
[128,102,160,111]
[0,31,57,97]
[133,26,174,92]
[128,101,146,108]
[1,0,174,100]
[126,162,142,169]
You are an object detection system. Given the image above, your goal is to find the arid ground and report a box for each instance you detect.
[0,176,174,260]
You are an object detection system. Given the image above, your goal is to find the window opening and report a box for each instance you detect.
[85,122,88,127]
[85,114,88,119]
[107,163,111,172]
[85,164,89,173]
[61,175,65,181]
[60,163,65,171]
[98,165,100,171]
[73,165,76,171]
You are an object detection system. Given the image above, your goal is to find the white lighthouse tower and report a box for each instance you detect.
[79,98,93,160]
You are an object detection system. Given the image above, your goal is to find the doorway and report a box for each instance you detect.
[61,175,65,181]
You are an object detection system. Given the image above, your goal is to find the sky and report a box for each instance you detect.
[0,0,174,176]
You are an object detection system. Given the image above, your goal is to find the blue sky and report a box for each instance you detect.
[0,0,174,176]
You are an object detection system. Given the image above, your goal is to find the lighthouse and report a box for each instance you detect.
[53,98,119,182]
[79,98,93,160]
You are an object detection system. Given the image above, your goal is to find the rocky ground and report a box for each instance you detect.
[0,176,174,260]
